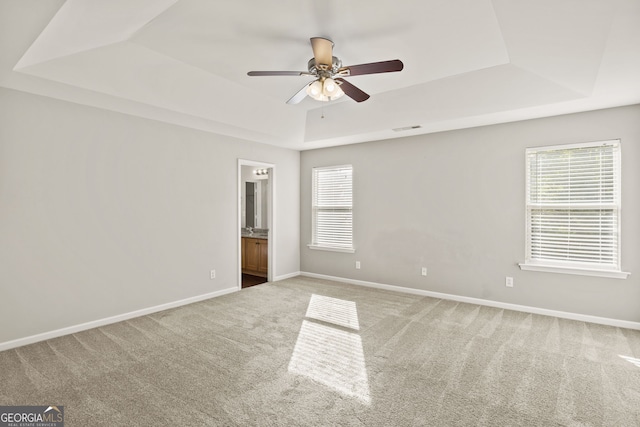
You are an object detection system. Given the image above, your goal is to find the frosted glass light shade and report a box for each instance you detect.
[306,78,345,101]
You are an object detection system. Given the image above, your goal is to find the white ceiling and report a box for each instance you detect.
[1,0,639,150]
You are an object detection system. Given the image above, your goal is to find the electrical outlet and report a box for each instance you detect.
[210,269,216,279]
[421,267,427,276]
[355,261,361,269]
[505,276,513,287]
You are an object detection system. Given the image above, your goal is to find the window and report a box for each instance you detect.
[309,165,354,252]
[520,140,628,278]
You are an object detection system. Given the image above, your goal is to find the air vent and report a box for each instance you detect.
[392,125,422,132]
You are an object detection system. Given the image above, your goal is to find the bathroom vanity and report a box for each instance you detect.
[241,230,268,278]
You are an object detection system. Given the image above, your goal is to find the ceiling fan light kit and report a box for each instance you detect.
[306,77,345,101]
[248,37,403,104]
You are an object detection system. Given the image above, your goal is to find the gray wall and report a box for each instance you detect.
[301,105,640,322]
[0,88,300,344]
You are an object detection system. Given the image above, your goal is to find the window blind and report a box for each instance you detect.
[312,165,353,250]
[525,140,621,270]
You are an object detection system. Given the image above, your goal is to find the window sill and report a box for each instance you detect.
[308,244,355,254]
[519,263,630,279]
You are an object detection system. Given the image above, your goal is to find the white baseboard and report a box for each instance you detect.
[0,287,238,352]
[274,271,301,282]
[5,272,637,353]
[300,272,640,331]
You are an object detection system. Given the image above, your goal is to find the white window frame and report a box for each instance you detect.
[308,165,355,253]
[519,139,629,279]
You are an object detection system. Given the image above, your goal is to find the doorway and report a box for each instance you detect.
[238,159,275,289]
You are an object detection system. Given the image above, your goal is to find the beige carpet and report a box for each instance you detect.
[1,276,640,426]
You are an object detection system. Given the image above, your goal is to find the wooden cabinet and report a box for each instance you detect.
[241,237,246,269]
[242,237,268,278]
[257,239,268,276]
[245,238,260,272]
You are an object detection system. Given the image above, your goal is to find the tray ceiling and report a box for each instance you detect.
[2,0,639,150]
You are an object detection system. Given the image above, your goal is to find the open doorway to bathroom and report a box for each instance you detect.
[238,160,274,289]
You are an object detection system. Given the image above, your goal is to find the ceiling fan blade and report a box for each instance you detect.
[286,82,312,105]
[339,59,404,76]
[310,37,334,68]
[248,71,313,77]
[335,78,370,102]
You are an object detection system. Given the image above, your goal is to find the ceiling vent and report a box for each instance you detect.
[392,125,422,132]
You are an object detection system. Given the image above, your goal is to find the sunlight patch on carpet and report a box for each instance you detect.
[288,295,370,404]
[305,294,360,330]
[619,355,640,368]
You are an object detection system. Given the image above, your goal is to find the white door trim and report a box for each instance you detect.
[238,159,275,289]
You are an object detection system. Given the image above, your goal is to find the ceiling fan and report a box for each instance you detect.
[247,37,403,104]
